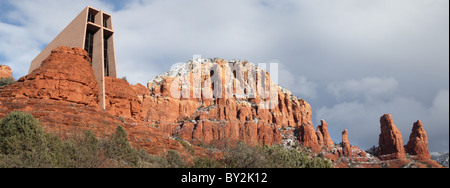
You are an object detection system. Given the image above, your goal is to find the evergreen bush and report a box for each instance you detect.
[0,78,15,87]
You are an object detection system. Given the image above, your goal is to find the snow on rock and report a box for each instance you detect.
[431,152,449,167]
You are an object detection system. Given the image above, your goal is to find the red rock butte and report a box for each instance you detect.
[378,114,406,160]
[317,120,334,147]
[405,120,431,160]
[342,129,351,157]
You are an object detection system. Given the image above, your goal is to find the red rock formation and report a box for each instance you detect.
[317,120,334,147]
[104,77,143,121]
[1,47,99,107]
[299,124,321,153]
[0,47,189,156]
[405,120,431,160]
[0,47,444,168]
[0,65,14,79]
[316,129,324,146]
[145,59,311,146]
[324,129,368,163]
[176,120,282,146]
[378,114,406,160]
[131,83,150,102]
[342,129,352,157]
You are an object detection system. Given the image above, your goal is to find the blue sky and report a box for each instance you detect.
[99,0,132,11]
[0,0,448,152]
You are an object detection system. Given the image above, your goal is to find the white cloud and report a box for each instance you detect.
[427,90,450,151]
[112,0,298,84]
[327,77,398,102]
[0,0,111,79]
[0,22,40,78]
[278,62,317,99]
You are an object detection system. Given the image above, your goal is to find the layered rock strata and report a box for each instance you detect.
[145,59,311,146]
[405,120,431,160]
[378,114,406,160]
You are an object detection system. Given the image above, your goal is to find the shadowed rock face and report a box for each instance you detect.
[299,124,321,153]
[317,120,334,147]
[405,120,431,160]
[377,114,406,160]
[316,129,324,146]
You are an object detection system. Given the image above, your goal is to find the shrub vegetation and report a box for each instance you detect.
[0,111,332,168]
[0,78,15,87]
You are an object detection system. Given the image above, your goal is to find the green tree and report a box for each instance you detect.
[0,111,45,155]
[165,150,185,168]
[0,111,65,167]
[105,125,140,167]
[223,142,266,168]
[220,142,333,168]
[0,78,15,87]
[110,125,129,148]
[191,157,224,168]
[60,130,103,168]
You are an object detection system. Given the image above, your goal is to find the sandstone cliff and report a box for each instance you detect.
[105,77,144,121]
[0,47,188,156]
[378,114,406,160]
[0,65,14,80]
[341,129,352,158]
[142,58,386,166]
[405,120,431,160]
[144,59,310,146]
[317,120,334,147]
[299,124,321,153]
